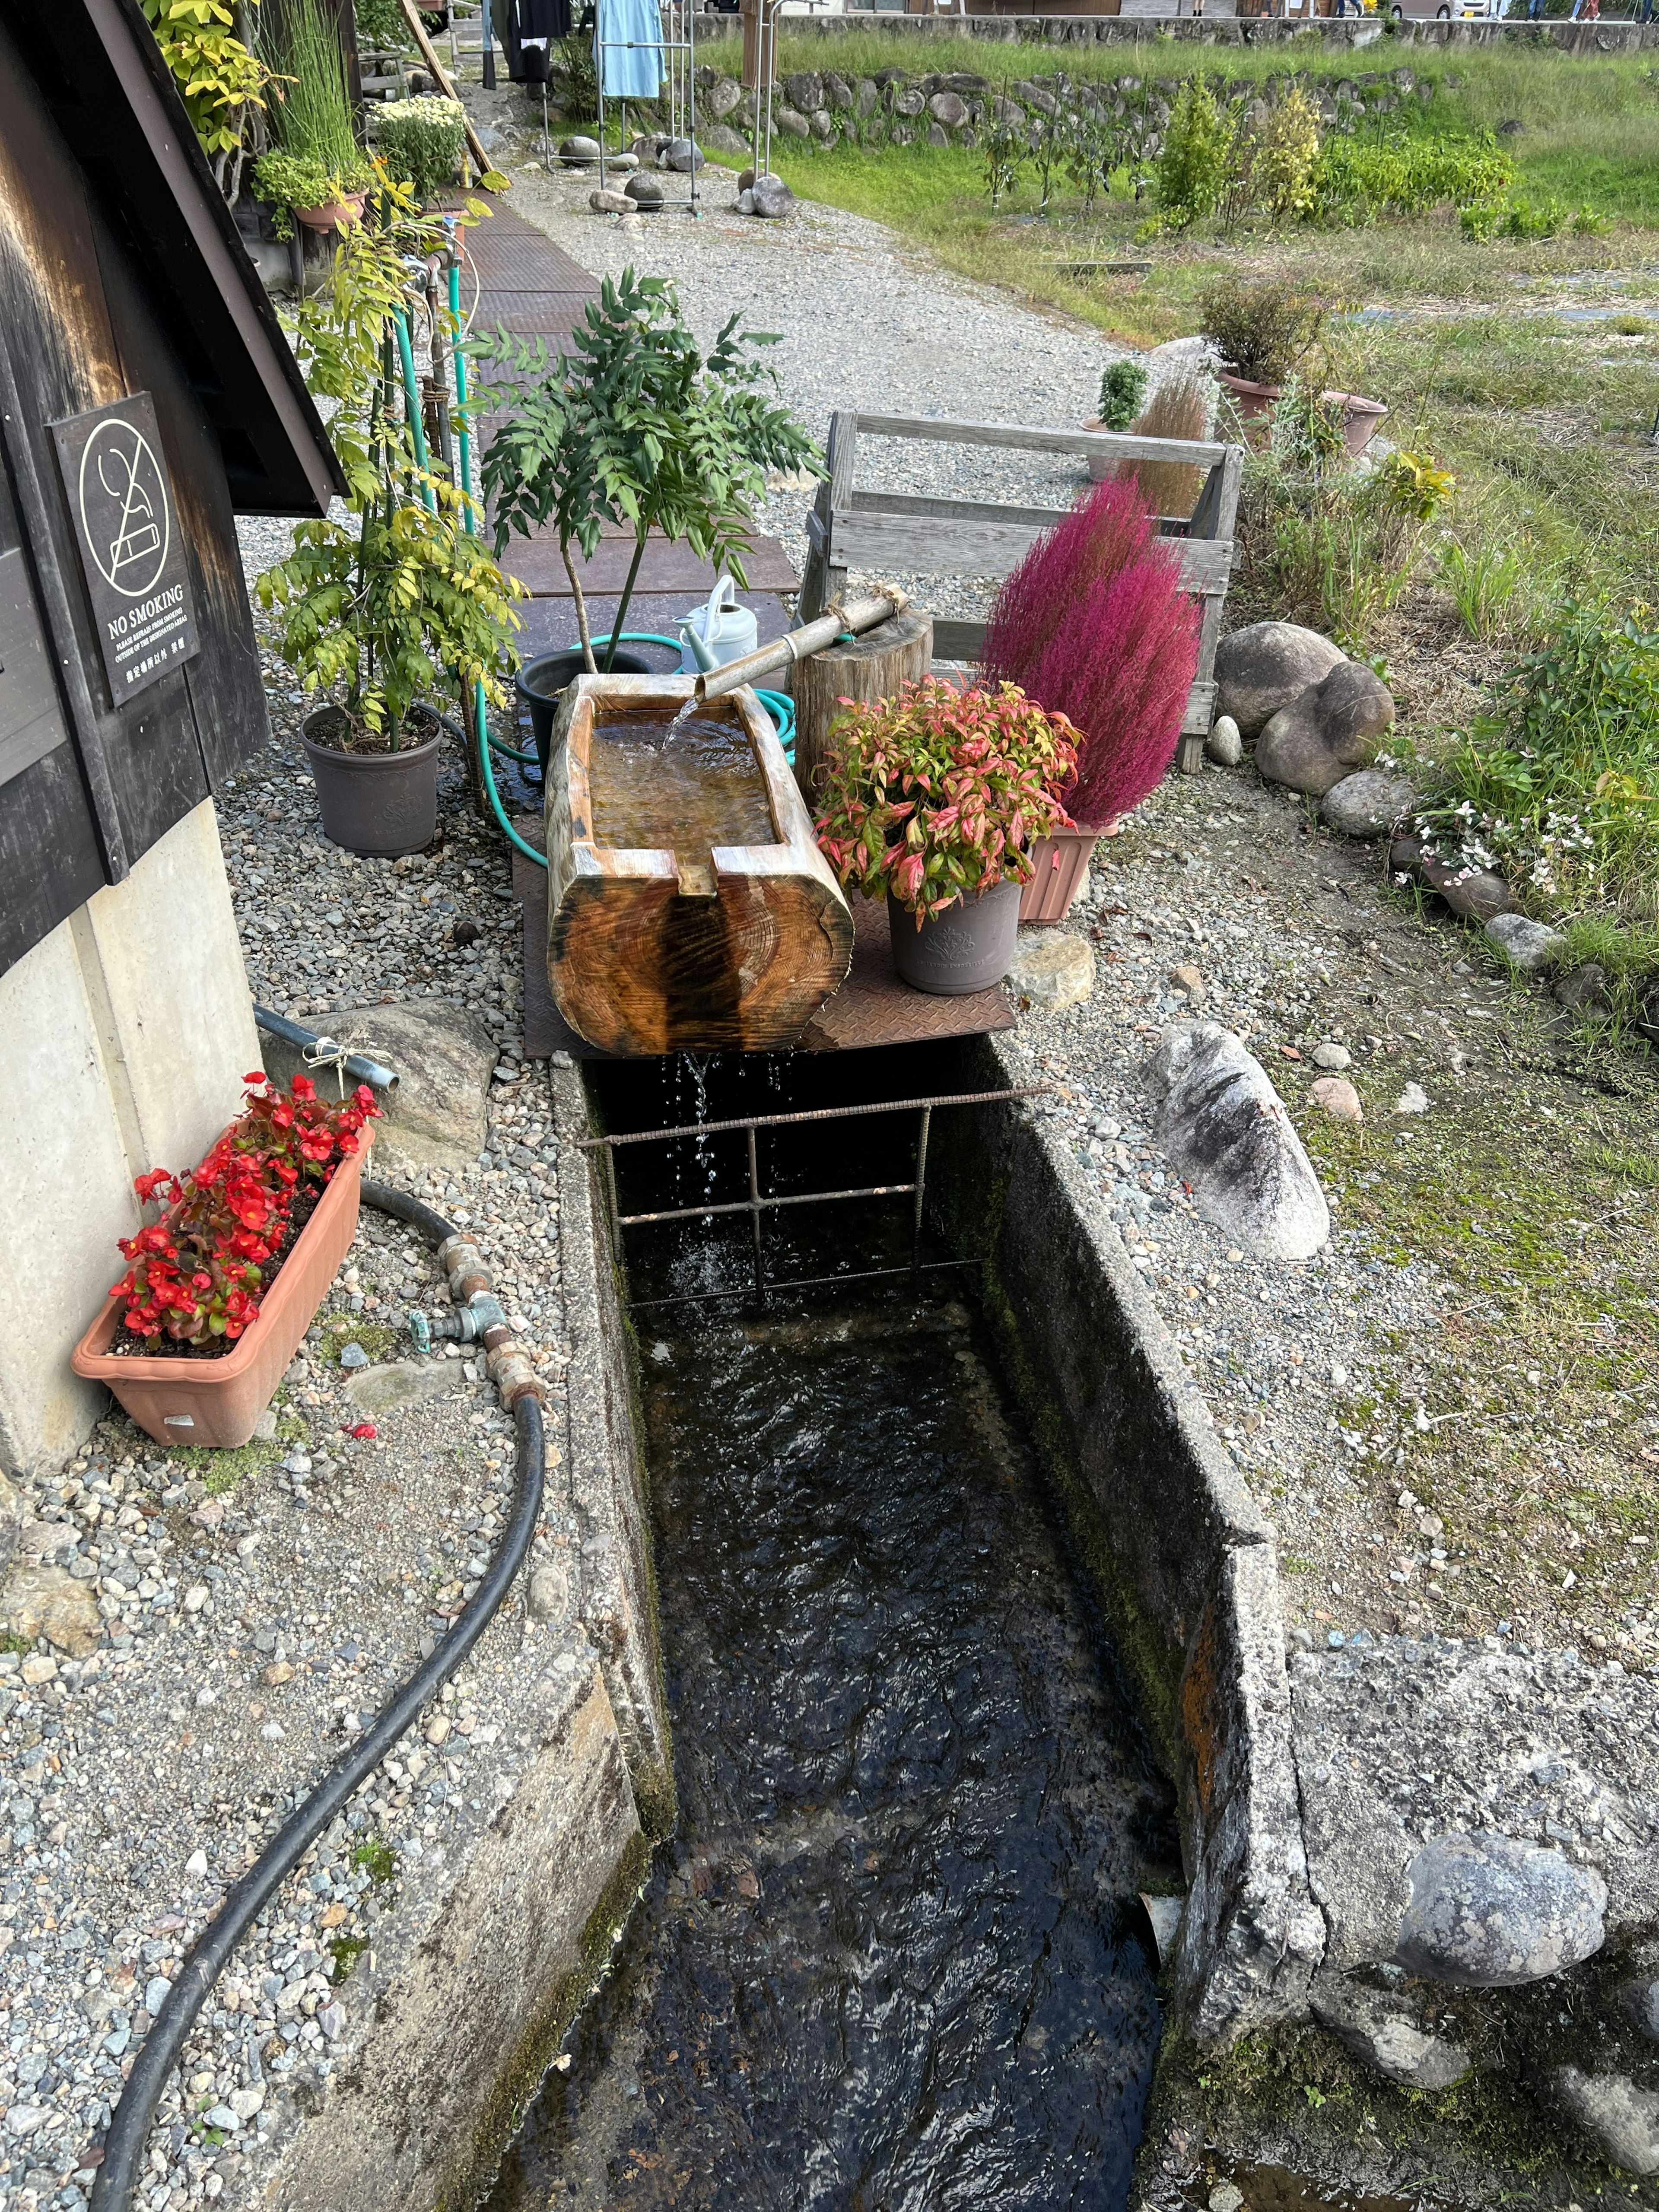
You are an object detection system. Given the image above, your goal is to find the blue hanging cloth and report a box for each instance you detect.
[596,0,663,99]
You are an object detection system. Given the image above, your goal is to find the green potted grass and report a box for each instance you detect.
[814,678,1078,995]
[252,0,375,238]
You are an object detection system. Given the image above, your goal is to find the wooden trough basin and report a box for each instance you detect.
[544,675,855,1056]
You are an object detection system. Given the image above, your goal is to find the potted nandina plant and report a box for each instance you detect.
[71,1074,379,1449]
[257,172,523,856]
[983,477,1201,924]
[816,678,1077,996]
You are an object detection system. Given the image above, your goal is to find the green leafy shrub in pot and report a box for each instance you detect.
[1096,359,1148,433]
[375,95,469,200]
[254,0,373,235]
[814,678,1077,924]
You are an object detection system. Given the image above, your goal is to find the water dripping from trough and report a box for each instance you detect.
[484,1051,1185,2211]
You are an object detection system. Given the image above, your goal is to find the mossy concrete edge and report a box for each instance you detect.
[932,1033,1324,2045]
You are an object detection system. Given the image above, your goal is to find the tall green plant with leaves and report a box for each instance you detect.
[140,0,267,184]
[470,272,823,671]
[1156,79,1235,230]
[981,94,1025,213]
[254,0,373,235]
[256,175,524,746]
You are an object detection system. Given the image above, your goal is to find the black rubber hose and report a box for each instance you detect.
[90,1193,545,2212]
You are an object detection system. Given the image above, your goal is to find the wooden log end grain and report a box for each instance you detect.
[791,609,934,809]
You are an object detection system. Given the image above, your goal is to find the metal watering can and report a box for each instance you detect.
[678,576,758,675]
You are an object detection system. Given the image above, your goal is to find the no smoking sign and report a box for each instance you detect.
[51,391,200,705]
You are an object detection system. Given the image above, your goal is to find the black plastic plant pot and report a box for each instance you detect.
[887,880,1022,996]
[517,647,650,775]
[302,712,439,860]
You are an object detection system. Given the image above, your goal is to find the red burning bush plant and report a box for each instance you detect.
[113,1073,378,1352]
[982,477,1201,828]
[814,677,1078,923]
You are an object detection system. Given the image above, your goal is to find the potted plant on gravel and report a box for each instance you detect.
[373,94,470,203]
[469,270,821,759]
[253,0,375,237]
[71,1074,379,1450]
[257,173,524,855]
[982,477,1201,924]
[814,678,1078,996]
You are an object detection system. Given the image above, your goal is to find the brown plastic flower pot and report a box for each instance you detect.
[888,881,1022,995]
[303,711,439,858]
[1019,828,1102,925]
[70,1133,372,1450]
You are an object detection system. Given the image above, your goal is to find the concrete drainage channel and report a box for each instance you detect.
[206,1038,1659,2209]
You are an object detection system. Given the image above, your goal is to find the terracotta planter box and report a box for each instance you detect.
[294,194,365,232]
[71,1132,372,1449]
[1019,827,1102,925]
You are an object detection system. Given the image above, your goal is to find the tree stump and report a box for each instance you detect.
[791,609,934,807]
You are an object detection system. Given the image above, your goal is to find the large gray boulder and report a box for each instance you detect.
[1556,2068,1659,2177]
[1214,621,1346,738]
[1320,769,1415,841]
[1395,1832,1607,1987]
[1146,1021,1329,1263]
[1256,663,1395,798]
[260,1001,498,1178]
[704,76,744,120]
[1309,1975,1471,2091]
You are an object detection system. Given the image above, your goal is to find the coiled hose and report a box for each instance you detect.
[89,1182,547,2212]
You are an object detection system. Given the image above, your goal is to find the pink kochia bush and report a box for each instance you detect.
[982,477,1201,829]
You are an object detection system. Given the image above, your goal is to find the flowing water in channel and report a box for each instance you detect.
[485,1056,1180,2212]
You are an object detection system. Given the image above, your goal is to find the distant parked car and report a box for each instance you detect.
[1386,0,1505,16]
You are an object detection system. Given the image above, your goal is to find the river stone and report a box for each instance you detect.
[589,190,634,214]
[261,1002,498,1178]
[1147,1021,1329,1263]
[661,137,704,172]
[557,135,600,165]
[1394,1832,1608,1987]
[1257,665,1395,797]
[1205,714,1242,768]
[624,174,664,207]
[1556,2067,1659,2176]
[1309,1075,1362,1124]
[528,1559,572,1624]
[702,125,747,156]
[1311,1040,1351,1071]
[1009,933,1095,1014]
[1214,621,1346,738]
[785,70,823,112]
[1388,835,1514,924]
[1310,1975,1471,2091]
[344,1362,456,1416]
[1554,961,1611,1013]
[704,76,743,120]
[1485,912,1567,974]
[928,90,969,127]
[0,1563,102,1656]
[774,106,810,139]
[1320,770,1415,840]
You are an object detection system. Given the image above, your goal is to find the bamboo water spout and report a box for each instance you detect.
[691,591,909,704]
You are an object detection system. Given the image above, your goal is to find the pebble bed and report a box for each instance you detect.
[0,596,579,2209]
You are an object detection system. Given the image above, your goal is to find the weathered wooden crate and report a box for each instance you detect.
[798,410,1243,776]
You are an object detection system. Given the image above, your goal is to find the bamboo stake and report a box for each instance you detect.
[693,592,907,703]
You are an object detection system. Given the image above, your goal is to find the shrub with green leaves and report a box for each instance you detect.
[1097,360,1148,432]
[1309,133,1511,225]
[1200,276,1326,387]
[1413,603,1659,919]
[1156,79,1235,230]
[375,95,468,200]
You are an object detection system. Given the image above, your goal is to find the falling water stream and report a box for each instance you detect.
[484,1053,1182,2212]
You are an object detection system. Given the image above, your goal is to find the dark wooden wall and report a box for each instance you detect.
[0,15,270,981]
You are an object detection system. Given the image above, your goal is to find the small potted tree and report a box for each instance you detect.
[71,1075,379,1449]
[1201,275,1386,455]
[815,678,1077,996]
[469,272,821,764]
[982,477,1201,923]
[257,175,524,855]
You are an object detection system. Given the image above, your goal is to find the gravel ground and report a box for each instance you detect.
[0,611,578,2209]
[499,156,1132,622]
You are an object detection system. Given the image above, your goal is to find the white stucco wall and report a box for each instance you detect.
[0,801,260,1478]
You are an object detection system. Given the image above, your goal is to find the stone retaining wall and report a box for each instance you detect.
[695,13,1658,53]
